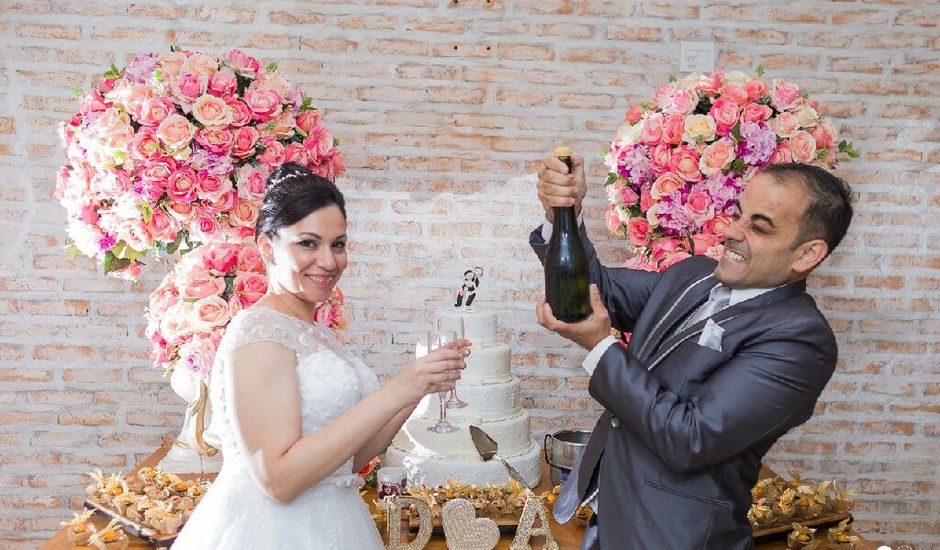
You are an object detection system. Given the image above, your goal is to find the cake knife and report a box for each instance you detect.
[469,425,535,491]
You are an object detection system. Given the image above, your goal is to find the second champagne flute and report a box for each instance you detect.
[437,317,468,408]
[426,330,459,433]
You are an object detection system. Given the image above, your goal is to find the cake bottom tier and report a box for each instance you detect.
[384,437,542,489]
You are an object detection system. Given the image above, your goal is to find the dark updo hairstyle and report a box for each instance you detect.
[255,163,347,241]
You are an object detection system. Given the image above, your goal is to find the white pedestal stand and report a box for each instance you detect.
[158,367,224,474]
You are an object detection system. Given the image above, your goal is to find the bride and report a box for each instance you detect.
[172,163,468,549]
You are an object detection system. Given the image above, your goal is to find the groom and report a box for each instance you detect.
[530,156,853,549]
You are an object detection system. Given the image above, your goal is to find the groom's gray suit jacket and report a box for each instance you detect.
[531,226,837,550]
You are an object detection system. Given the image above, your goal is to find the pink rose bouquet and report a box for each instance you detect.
[604,67,858,272]
[145,242,347,380]
[56,48,346,279]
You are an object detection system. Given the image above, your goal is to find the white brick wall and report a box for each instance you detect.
[1,1,938,547]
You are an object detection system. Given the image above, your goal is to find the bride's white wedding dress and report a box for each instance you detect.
[172,306,385,549]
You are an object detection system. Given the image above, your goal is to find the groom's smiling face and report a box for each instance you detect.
[714,173,813,290]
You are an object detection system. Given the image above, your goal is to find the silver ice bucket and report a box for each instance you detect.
[543,429,591,486]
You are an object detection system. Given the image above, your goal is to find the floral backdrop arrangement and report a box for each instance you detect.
[56,47,350,385]
[603,67,858,272]
[56,47,346,279]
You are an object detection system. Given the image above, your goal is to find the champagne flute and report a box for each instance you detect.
[426,330,459,433]
[438,317,468,408]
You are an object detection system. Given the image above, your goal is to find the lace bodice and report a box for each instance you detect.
[207,306,380,486]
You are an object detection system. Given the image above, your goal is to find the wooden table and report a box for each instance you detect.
[41,446,877,550]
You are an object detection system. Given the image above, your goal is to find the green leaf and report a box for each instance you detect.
[70,85,85,98]
[224,275,235,298]
[165,231,184,255]
[64,244,81,258]
[816,149,829,159]
[333,137,340,147]
[102,62,121,79]
[266,61,278,73]
[668,74,677,83]
[596,149,607,158]
[170,44,181,53]
[838,140,860,158]
[802,91,810,98]
[153,69,164,83]
[113,150,127,165]
[729,158,746,175]
[731,122,743,142]
[137,202,154,223]
[755,65,765,77]
[605,172,619,186]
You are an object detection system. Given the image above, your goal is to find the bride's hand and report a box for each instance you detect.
[390,344,468,406]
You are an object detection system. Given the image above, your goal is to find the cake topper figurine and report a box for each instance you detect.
[454,266,483,309]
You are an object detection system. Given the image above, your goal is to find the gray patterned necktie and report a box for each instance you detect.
[677,284,732,333]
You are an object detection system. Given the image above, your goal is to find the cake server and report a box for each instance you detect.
[469,425,534,490]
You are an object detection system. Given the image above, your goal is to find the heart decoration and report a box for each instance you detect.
[441,498,500,550]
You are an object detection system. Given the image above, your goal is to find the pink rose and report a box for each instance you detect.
[257,138,286,168]
[698,70,724,94]
[618,184,639,206]
[770,143,794,164]
[683,189,714,225]
[661,115,685,145]
[145,209,180,242]
[709,98,740,136]
[235,164,268,200]
[664,89,699,116]
[605,205,623,235]
[190,215,221,243]
[651,172,685,200]
[691,233,721,254]
[110,261,142,281]
[244,88,282,122]
[208,69,238,98]
[182,275,225,300]
[264,110,297,139]
[192,94,232,127]
[237,245,264,273]
[156,114,195,154]
[296,110,322,135]
[231,127,260,159]
[770,112,800,139]
[626,217,652,246]
[234,272,268,304]
[203,190,238,215]
[811,120,835,150]
[195,173,233,203]
[650,237,685,262]
[787,130,817,163]
[283,142,308,165]
[624,104,644,125]
[741,103,772,123]
[650,143,672,174]
[193,295,231,330]
[230,199,259,228]
[744,78,768,101]
[195,127,234,155]
[226,98,253,127]
[771,79,804,112]
[140,157,177,184]
[136,98,175,127]
[166,169,198,203]
[702,215,731,237]
[639,184,653,211]
[177,334,218,380]
[166,202,197,223]
[129,128,162,160]
[225,49,261,78]
[661,251,691,270]
[718,84,749,105]
[699,138,736,177]
[622,253,658,272]
[640,112,664,145]
[172,73,205,105]
[203,243,239,274]
[331,151,345,177]
[669,147,702,182]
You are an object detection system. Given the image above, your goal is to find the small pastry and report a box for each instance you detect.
[60,508,95,545]
[89,519,129,550]
[787,523,816,549]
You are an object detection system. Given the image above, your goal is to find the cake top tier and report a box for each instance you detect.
[438,308,498,348]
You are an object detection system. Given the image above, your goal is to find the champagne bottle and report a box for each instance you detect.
[544,147,591,323]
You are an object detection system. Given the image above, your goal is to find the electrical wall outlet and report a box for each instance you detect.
[679,40,716,74]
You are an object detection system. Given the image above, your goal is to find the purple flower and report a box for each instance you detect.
[189,150,234,176]
[738,122,777,165]
[617,145,653,189]
[124,53,158,84]
[98,235,116,251]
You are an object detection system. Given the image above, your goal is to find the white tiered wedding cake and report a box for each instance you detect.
[384,308,542,488]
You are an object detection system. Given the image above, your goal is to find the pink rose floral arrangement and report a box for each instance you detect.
[603,67,857,272]
[146,242,348,380]
[56,48,346,279]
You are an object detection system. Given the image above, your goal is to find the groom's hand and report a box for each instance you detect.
[537,285,611,350]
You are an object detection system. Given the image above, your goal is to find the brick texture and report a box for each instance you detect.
[1,1,938,548]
